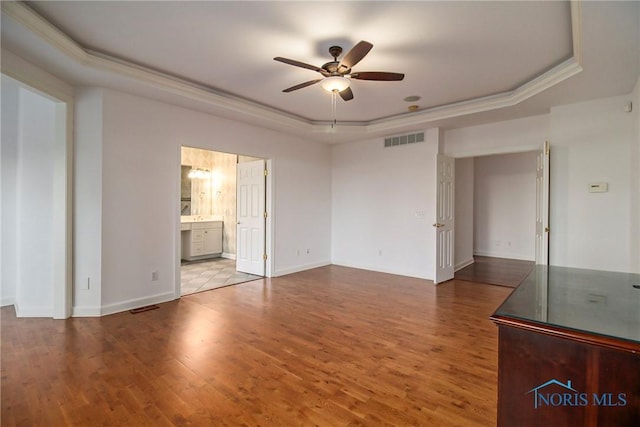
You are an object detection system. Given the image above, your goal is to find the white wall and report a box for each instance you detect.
[549,94,637,272]
[331,135,437,279]
[444,114,549,158]
[1,76,20,307]
[73,88,103,315]
[72,88,332,315]
[473,152,537,261]
[454,157,474,269]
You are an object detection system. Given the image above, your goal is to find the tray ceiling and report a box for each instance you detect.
[2,1,638,143]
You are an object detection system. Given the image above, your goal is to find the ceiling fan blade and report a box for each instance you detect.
[282,79,322,92]
[351,72,405,81]
[274,57,328,75]
[338,41,373,71]
[339,87,354,101]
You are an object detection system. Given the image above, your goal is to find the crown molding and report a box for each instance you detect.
[1,48,74,103]
[1,1,85,62]
[86,49,312,132]
[1,1,313,134]
[2,0,583,141]
[362,57,583,136]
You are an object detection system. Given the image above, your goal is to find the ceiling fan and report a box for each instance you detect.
[274,41,404,101]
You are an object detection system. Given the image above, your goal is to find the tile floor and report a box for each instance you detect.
[181,257,263,296]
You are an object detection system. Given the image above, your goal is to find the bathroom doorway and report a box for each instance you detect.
[178,147,268,296]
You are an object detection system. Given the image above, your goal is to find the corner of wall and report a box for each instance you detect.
[73,88,104,314]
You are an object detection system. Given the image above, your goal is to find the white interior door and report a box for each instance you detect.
[434,155,455,284]
[236,159,266,276]
[535,141,550,265]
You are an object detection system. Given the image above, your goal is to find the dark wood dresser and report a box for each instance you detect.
[490,266,640,426]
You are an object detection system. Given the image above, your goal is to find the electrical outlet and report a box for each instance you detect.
[151,271,159,281]
[306,248,310,255]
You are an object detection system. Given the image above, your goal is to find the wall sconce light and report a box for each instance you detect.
[188,168,211,179]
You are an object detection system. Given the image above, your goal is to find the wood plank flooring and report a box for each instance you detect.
[454,256,535,288]
[1,265,512,426]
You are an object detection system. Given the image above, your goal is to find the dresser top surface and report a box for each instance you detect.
[492,266,640,344]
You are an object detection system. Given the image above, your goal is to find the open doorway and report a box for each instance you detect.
[453,151,538,287]
[179,147,267,296]
[1,74,72,318]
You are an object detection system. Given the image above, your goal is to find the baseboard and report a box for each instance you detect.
[71,306,102,317]
[1,297,16,307]
[454,258,474,272]
[221,253,236,260]
[100,291,176,316]
[13,301,53,318]
[273,260,331,277]
[473,250,534,262]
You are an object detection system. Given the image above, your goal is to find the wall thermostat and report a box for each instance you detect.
[588,182,608,193]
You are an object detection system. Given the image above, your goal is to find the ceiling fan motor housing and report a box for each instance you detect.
[322,61,347,75]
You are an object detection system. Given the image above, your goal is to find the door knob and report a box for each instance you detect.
[432,223,445,228]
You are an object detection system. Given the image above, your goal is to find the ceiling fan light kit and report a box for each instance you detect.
[320,76,350,93]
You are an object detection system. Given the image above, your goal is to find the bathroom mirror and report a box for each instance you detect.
[181,165,192,215]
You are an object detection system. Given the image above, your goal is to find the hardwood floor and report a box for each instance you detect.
[1,265,512,426]
[454,256,535,288]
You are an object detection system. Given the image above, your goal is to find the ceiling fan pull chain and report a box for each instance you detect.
[331,90,337,128]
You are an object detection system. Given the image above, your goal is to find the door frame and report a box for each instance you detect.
[174,150,273,299]
[1,69,74,319]
[535,141,550,265]
[450,144,544,278]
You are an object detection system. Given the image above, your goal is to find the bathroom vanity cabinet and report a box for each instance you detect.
[181,220,223,261]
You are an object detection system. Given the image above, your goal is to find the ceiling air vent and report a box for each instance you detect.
[384,131,424,148]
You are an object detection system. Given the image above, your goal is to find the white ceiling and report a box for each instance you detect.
[2,1,639,143]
